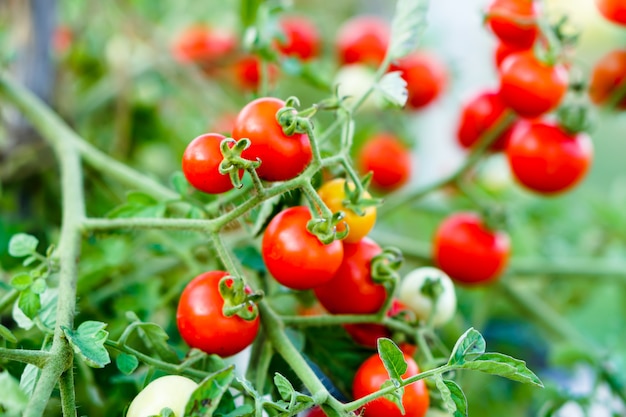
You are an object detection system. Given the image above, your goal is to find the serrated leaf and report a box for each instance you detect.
[18,289,41,319]
[378,338,407,381]
[185,366,235,417]
[171,171,190,195]
[62,321,111,368]
[0,323,17,343]
[30,278,47,295]
[448,328,486,365]
[388,0,429,59]
[274,373,295,401]
[8,234,39,258]
[459,352,544,387]
[10,273,32,291]
[12,288,57,331]
[435,376,467,417]
[381,379,405,414]
[0,371,28,414]
[19,364,40,396]
[376,71,408,107]
[135,322,179,363]
[116,353,139,375]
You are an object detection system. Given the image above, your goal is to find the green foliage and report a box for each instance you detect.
[62,321,111,368]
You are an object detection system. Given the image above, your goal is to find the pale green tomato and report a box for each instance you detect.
[334,64,383,111]
[398,267,457,327]
[126,375,198,417]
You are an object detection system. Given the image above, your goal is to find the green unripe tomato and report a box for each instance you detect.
[126,375,198,417]
[398,266,457,327]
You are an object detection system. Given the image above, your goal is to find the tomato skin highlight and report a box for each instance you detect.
[353,353,430,417]
[276,16,320,60]
[499,51,568,118]
[262,206,344,290]
[434,213,510,285]
[357,133,412,191]
[506,121,593,194]
[176,271,260,357]
[182,133,239,194]
[317,178,377,243]
[456,90,514,151]
[232,97,312,181]
[314,237,387,314]
[595,0,626,25]
[486,0,538,49]
[336,16,390,66]
[589,49,626,109]
[390,52,447,110]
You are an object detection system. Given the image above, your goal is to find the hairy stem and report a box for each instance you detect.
[0,348,50,367]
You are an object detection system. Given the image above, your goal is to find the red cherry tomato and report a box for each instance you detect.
[276,16,320,61]
[456,90,515,151]
[433,212,510,285]
[506,121,593,194]
[232,97,312,181]
[486,0,538,49]
[499,51,568,118]
[303,406,327,417]
[314,237,387,315]
[494,41,529,70]
[336,16,390,66]
[357,133,412,191]
[595,0,626,25]
[390,52,447,110]
[589,49,626,109]
[182,133,240,194]
[262,206,344,290]
[232,55,279,91]
[176,271,260,357]
[353,353,430,417]
[172,26,237,64]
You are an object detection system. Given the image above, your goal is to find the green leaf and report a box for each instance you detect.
[388,0,429,59]
[274,372,295,401]
[19,364,40,397]
[458,352,544,387]
[381,379,405,414]
[377,338,407,381]
[116,353,139,375]
[0,371,28,414]
[126,191,159,206]
[233,245,266,273]
[435,376,467,417]
[18,289,41,319]
[13,288,57,330]
[171,171,190,195]
[22,255,38,266]
[62,321,111,368]
[134,322,180,363]
[218,404,255,417]
[376,71,408,108]
[448,328,486,365]
[30,278,47,295]
[185,366,235,417]
[10,273,32,291]
[8,234,39,257]
[0,323,17,343]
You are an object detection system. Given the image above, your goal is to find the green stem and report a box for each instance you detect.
[0,348,50,367]
[0,289,19,313]
[303,119,322,164]
[301,181,333,218]
[59,370,77,417]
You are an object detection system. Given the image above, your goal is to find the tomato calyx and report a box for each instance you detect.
[556,81,594,135]
[370,247,403,285]
[276,96,316,137]
[218,276,262,321]
[341,174,382,217]
[218,137,261,189]
[306,211,349,244]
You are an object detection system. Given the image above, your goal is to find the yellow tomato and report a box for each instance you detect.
[318,178,376,243]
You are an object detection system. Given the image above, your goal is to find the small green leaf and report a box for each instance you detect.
[274,373,295,401]
[185,366,235,417]
[388,0,429,59]
[186,206,205,219]
[219,404,255,417]
[18,289,41,319]
[448,328,486,365]
[22,256,38,267]
[0,371,28,414]
[116,353,139,375]
[13,288,57,330]
[381,379,405,414]
[171,171,190,195]
[0,323,17,343]
[30,278,47,295]
[458,352,544,387]
[126,191,159,206]
[377,338,407,381]
[8,234,39,258]
[10,273,32,291]
[134,322,180,363]
[435,376,467,417]
[233,245,266,273]
[148,407,174,417]
[377,71,408,108]
[62,321,111,368]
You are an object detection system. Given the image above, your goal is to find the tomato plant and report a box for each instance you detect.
[335,16,390,66]
[262,206,344,290]
[182,133,240,194]
[588,49,626,109]
[433,212,511,285]
[357,133,412,191]
[276,16,320,61]
[126,375,198,417]
[398,267,457,327]
[485,0,538,49]
[232,97,312,181]
[352,353,430,417]
[314,237,387,314]
[456,89,514,151]
[499,51,569,118]
[390,51,447,110]
[317,178,377,243]
[506,120,593,194]
[176,271,260,357]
